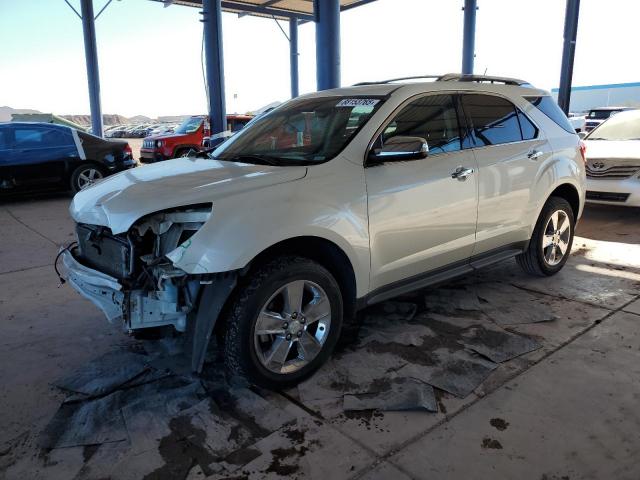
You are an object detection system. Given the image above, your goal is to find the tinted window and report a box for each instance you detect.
[588,109,618,120]
[381,94,462,155]
[14,126,74,148]
[42,128,74,147]
[462,94,522,146]
[14,128,44,147]
[518,111,538,140]
[526,96,575,133]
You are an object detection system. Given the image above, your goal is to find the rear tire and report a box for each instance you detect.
[70,164,106,193]
[517,196,575,276]
[222,256,343,389]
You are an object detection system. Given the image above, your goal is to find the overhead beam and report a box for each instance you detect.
[80,0,103,137]
[315,0,340,90]
[461,0,477,75]
[558,0,580,114]
[289,18,299,98]
[202,0,227,134]
[221,1,314,20]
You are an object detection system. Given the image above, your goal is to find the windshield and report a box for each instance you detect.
[212,96,384,164]
[588,109,620,120]
[588,113,640,140]
[175,117,203,134]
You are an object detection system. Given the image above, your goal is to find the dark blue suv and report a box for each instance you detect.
[0,122,135,194]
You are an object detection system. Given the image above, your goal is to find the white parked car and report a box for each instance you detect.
[584,109,640,206]
[59,74,585,388]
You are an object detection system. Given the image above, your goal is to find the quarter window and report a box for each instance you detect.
[518,110,538,140]
[381,94,462,155]
[461,94,524,146]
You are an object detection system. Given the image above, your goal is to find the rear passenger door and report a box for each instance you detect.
[460,93,551,256]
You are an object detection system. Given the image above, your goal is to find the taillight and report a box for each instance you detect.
[124,144,132,156]
[578,140,586,165]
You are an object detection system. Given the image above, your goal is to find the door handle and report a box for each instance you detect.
[451,166,474,181]
[527,149,544,160]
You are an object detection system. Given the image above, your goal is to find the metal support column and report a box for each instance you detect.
[315,0,340,91]
[461,0,477,75]
[202,0,226,134]
[80,0,103,137]
[558,0,580,114]
[289,18,299,98]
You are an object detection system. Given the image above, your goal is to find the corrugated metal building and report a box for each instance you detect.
[551,82,640,114]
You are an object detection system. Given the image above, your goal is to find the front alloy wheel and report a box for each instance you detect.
[254,280,332,375]
[222,256,343,389]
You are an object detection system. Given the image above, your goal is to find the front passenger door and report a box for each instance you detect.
[365,93,479,291]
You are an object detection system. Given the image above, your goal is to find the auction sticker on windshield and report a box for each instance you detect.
[336,98,380,107]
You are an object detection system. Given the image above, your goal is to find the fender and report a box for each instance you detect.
[167,161,371,296]
[529,154,585,234]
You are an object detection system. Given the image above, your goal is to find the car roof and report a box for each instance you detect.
[300,80,548,100]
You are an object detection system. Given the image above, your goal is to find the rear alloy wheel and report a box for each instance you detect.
[517,196,575,276]
[542,210,571,266]
[223,256,343,389]
[71,165,105,193]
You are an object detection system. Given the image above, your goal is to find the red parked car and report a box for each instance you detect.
[139,114,253,163]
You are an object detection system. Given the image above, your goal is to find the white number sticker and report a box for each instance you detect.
[336,98,380,108]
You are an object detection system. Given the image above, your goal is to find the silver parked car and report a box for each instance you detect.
[60,74,586,388]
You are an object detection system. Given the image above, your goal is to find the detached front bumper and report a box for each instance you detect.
[60,248,125,322]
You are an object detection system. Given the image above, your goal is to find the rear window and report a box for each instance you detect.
[525,96,575,134]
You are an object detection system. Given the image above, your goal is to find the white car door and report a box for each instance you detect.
[365,93,479,293]
[459,93,552,255]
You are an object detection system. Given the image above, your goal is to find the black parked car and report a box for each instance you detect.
[0,122,135,194]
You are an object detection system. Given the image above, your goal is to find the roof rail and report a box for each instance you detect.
[437,73,530,86]
[353,73,532,87]
[353,75,441,86]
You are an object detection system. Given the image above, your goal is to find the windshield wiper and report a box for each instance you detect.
[217,154,281,166]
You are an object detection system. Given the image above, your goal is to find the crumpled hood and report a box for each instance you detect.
[70,158,307,234]
[585,139,640,161]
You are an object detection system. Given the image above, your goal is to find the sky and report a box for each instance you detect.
[1,0,639,118]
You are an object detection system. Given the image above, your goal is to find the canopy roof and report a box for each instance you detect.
[155,0,377,21]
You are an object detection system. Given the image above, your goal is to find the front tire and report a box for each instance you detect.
[517,196,575,276]
[223,256,343,389]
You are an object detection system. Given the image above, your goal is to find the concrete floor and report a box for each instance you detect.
[1,195,639,480]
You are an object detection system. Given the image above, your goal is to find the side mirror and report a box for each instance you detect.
[577,131,587,139]
[369,136,429,163]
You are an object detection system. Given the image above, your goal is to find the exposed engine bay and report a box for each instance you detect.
[72,204,213,333]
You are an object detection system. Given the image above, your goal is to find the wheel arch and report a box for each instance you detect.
[549,183,581,220]
[243,236,358,320]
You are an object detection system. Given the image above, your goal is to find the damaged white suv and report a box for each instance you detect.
[60,74,585,388]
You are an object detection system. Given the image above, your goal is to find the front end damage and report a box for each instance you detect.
[59,204,236,372]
